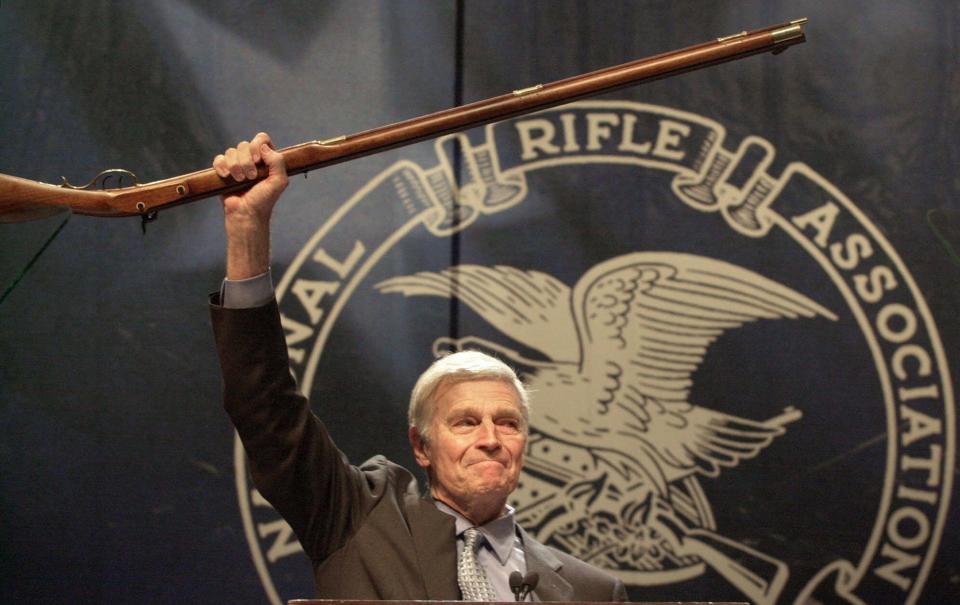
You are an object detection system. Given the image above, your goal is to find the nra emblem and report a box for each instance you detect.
[238,101,953,605]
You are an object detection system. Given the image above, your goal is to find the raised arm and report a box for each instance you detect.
[210,134,368,561]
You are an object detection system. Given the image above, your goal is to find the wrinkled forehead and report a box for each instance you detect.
[427,377,523,415]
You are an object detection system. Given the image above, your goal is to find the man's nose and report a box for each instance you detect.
[475,420,502,449]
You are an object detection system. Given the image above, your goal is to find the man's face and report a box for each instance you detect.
[411,379,527,523]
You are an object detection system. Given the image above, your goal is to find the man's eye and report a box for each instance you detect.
[498,419,521,431]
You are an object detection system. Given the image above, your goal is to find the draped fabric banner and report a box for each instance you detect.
[1,2,957,604]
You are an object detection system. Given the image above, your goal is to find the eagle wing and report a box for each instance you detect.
[571,252,836,477]
[376,264,579,362]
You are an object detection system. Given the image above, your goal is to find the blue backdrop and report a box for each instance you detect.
[1,2,957,603]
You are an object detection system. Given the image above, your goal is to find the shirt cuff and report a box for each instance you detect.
[220,269,275,309]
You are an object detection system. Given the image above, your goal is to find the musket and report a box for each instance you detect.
[0,19,806,225]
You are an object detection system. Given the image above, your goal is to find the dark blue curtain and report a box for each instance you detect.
[2,2,957,603]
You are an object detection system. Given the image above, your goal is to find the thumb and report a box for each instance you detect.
[260,143,288,177]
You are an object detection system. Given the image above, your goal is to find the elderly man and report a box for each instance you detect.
[210,133,627,601]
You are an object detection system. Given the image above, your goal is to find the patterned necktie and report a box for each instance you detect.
[458,527,499,601]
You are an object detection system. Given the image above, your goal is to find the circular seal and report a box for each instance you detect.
[236,101,954,605]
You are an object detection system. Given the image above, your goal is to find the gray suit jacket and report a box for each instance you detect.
[212,299,627,601]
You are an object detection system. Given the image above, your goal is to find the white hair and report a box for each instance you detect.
[408,350,530,442]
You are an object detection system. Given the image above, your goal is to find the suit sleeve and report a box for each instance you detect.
[210,297,370,562]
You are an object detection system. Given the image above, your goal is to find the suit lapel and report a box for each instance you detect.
[405,496,574,601]
[405,494,460,600]
[519,527,573,602]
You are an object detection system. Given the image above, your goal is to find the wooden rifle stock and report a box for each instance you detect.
[0,19,806,224]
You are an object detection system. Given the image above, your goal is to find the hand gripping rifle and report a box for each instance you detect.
[0,19,806,225]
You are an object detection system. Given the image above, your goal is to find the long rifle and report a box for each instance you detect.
[0,19,806,224]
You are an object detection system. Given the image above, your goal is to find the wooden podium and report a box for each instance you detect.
[287,599,749,605]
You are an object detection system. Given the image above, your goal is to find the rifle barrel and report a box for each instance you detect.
[0,19,806,223]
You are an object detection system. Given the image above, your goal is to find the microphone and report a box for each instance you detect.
[519,571,539,601]
[509,571,524,601]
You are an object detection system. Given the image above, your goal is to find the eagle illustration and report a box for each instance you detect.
[377,252,837,498]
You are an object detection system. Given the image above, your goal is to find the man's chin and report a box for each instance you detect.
[470,474,518,498]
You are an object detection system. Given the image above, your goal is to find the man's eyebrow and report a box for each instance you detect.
[443,404,481,417]
[445,403,520,416]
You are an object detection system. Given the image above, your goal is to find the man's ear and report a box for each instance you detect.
[409,426,431,469]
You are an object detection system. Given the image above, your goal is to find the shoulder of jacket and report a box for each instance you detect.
[357,455,421,495]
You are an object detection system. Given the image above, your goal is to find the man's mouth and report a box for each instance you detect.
[468,459,506,467]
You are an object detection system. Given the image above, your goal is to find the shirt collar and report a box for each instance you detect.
[433,499,520,565]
